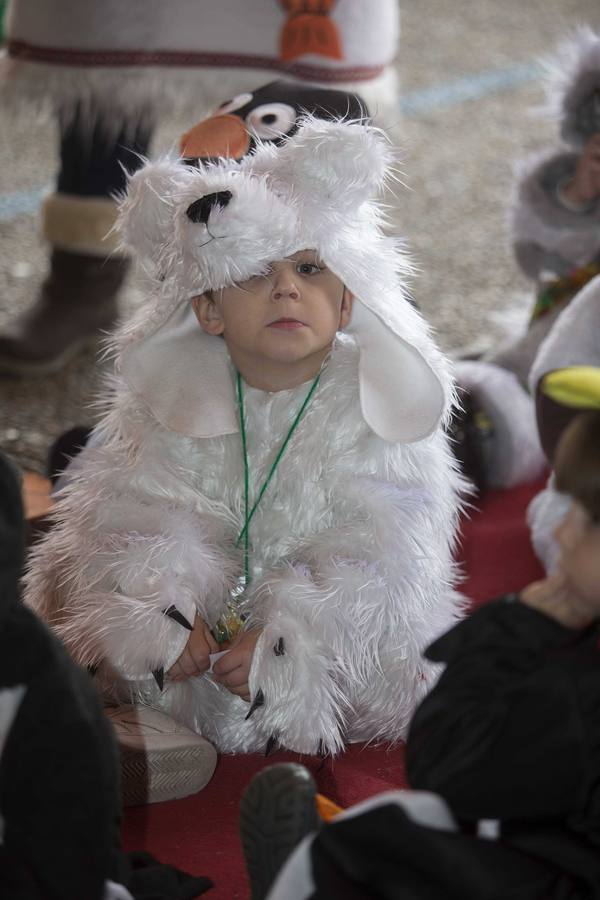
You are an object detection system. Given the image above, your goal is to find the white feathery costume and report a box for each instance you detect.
[25,118,465,755]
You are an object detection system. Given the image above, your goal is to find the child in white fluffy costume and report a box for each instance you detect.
[24,118,465,756]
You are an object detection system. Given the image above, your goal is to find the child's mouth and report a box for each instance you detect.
[268,318,305,330]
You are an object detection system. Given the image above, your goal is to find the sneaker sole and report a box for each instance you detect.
[120,741,217,806]
[240,764,319,900]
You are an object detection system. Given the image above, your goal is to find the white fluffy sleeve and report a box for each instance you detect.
[244,451,465,756]
[24,441,238,682]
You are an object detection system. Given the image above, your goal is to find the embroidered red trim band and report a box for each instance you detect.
[7,41,387,83]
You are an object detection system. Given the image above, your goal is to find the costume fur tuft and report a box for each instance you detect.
[539,25,600,146]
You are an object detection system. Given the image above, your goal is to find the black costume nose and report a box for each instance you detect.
[186,190,233,224]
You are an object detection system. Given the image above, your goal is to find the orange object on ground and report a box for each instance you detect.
[316,792,343,821]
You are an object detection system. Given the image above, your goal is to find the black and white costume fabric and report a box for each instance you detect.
[267,597,600,899]
[0,453,211,900]
[25,118,466,756]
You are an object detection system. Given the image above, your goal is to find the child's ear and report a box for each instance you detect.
[338,288,354,330]
[191,294,225,335]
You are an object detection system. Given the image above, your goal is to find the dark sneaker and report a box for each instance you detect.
[240,763,320,900]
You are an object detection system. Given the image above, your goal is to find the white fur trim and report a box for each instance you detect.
[42,192,122,256]
[0,60,400,128]
[527,476,572,574]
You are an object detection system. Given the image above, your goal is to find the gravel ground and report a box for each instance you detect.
[1,0,599,472]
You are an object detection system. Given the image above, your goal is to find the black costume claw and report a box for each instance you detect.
[273,637,285,656]
[153,667,165,691]
[317,739,327,758]
[163,604,194,631]
[265,735,278,756]
[245,688,265,720]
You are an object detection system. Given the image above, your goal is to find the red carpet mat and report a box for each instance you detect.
[122,477,547,898]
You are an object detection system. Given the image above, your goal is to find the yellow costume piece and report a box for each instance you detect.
[541,366,600,409]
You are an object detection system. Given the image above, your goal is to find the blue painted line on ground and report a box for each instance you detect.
[0,184,49,223]
[400,61,541,116]
[0,61,542,224]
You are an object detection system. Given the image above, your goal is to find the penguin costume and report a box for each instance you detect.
[25,116,466,757]
[0,452,212,899]
[179,79,368,162]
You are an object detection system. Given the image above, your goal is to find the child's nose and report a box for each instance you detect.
[271,272,299,300]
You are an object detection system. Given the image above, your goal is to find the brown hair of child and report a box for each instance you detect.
[554,410,600,521]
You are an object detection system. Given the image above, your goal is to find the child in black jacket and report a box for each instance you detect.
[0,451,211,900]
[241,393,600,900]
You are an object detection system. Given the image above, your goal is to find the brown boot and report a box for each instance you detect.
[0,248,127,376]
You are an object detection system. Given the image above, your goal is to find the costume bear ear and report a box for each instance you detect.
[249,116,393,216]
[117,159,193,263]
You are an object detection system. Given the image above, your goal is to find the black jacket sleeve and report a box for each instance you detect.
[406,597,590,823]
[0,608,122,900]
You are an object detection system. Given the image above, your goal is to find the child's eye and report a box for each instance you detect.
[296,262,323,276]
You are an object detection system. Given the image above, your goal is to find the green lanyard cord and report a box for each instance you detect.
[236,369,323,587]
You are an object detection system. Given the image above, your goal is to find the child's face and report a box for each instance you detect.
[192,250,353,369]
[554,500,600,620]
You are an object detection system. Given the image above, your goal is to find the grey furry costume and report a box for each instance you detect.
[511,150,600,286]
[24,118,465,756]
[454,26,600,490]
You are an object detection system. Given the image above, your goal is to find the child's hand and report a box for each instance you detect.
[561,133,600,206]
[167,617,220,682]
[212,629,262,702]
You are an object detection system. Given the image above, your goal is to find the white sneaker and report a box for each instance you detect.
[105,704,217,806]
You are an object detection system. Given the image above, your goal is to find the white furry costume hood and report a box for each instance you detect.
[116,117,450,443]
[25,119,465,756]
